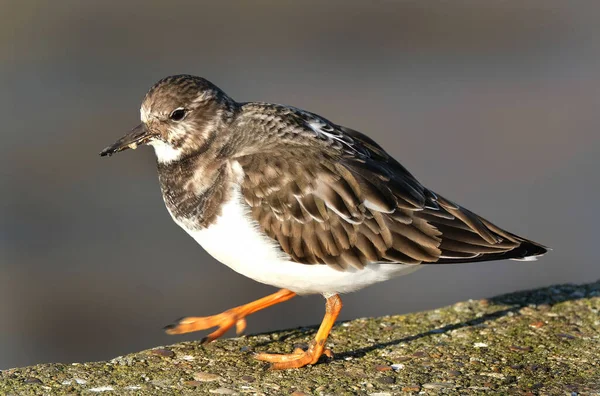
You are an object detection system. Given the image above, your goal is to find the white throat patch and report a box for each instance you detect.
[148,139,184,163]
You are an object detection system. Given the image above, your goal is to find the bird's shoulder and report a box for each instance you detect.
[235,102,374,156]
[234,101,430,209]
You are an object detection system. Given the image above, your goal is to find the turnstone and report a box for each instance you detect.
[100,75,547,369]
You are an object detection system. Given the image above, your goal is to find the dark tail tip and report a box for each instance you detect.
[509,240,549,262]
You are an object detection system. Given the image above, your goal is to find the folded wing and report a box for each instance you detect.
[236,111,547,271]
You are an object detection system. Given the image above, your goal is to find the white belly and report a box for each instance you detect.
[171,186,421,295]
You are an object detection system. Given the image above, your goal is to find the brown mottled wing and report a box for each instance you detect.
[237,112,547,271]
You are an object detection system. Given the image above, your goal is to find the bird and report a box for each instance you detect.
[100,74,547,369]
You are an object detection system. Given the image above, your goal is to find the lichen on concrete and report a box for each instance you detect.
[1,281,599,395]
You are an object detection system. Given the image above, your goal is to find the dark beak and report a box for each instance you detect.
[99,123,150,157]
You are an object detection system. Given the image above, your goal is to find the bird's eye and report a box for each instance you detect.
[169,108,187,121]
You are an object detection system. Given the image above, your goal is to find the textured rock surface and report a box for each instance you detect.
[1,282,599,395]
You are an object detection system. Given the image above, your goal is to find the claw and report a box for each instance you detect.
[235,318,247,335]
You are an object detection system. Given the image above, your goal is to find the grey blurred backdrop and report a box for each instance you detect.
[1,1,599,369]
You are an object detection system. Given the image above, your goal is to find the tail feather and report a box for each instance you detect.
[435,239,548,264]
[417,192,548,265]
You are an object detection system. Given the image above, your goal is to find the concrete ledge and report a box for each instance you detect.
[1,281,599,395]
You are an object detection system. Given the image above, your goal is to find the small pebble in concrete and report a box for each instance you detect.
[374,364,391,372]
[422,382,454,389]
[89,386,115,392]
[209,387,236,394]
[558,333,576,339]
[150,348,175,358]
[193,371,222,382]
[509,345,533,352]
[402,385,421,392]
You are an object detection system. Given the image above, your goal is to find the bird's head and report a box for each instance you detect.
[100,75,236,163]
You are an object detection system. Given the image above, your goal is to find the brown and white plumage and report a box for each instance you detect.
[101,74,546,292]
[234,103,546,272]
[100,75,547,368]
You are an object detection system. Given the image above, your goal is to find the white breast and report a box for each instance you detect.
[168,164,421,295]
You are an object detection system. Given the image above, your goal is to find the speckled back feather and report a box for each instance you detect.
[234,104,547,271]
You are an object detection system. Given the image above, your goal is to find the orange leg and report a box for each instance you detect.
[164,289,296,343]
[254,294,342,369]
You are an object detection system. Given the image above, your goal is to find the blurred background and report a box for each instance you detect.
[1,0,599,369]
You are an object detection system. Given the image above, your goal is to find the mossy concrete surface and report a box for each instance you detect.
[1,282,599,395]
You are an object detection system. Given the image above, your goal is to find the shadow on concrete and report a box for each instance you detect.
[247,281,598,361]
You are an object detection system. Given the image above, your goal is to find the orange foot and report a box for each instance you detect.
[164,289,296,343]
[254,342,335,369]
[254,294,342,369]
